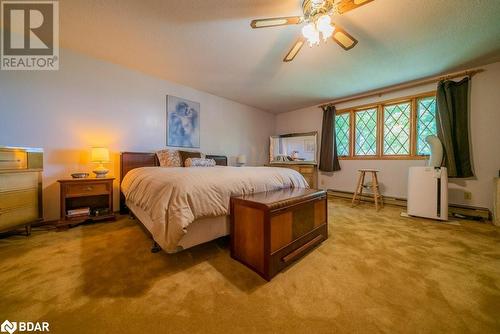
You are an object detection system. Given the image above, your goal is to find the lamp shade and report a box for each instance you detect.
[91,147,110,163]
[237,155,247,164]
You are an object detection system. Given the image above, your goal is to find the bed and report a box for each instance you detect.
[120,152,308,253]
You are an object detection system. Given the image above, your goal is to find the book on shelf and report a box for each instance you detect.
[67,207,90,217]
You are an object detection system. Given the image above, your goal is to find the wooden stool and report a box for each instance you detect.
[352,169,383,210]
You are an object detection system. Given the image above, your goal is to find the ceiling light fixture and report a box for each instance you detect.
[300,0,338,47]
[317,15,335,41]
[250,0,375,62]
[302,23,320,46]
[302,14,335,47]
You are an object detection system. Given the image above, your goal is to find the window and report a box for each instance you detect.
[383,102,411,155]
[334,92,437,159]
[355,108,377,156]
[416,96,438,155]
[335,113,350,156]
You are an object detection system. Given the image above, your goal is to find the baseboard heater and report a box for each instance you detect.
[327,189,491,221]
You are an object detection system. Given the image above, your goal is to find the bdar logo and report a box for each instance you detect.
[1,0,59,70]
[0,320,49,333]
[0,320,17,334]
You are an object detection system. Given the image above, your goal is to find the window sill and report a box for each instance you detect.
[339,155,429,161]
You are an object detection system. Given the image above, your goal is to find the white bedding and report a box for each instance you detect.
[121,166,308,252]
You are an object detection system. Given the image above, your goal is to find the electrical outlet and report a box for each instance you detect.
[464,192,472,200]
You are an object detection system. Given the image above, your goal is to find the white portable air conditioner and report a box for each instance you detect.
[407,166,448,220]
[407,136,448,221]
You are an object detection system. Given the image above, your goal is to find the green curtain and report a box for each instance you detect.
[319,105,341,172]
[436,77,474,178]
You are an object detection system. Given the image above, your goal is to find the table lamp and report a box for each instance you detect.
[237,155,247,167]
[91,147,110,178]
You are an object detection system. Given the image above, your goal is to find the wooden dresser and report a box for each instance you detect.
[230,188,327,280]
[0,147,43,235]
[270,163,318,188]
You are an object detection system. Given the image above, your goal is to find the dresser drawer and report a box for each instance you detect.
[0,205,39,231]
[0,150,28,170]
[65,182,109,197]
[0,189,38,211]
[299,166,314,174]
[0,172,39,192]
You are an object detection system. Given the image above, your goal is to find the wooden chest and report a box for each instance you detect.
[230,188,328,280]
[270,163,318,188]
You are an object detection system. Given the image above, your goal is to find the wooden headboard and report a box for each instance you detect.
[120,152,159,182]
[119,151,227,213]
[120,152,159,213]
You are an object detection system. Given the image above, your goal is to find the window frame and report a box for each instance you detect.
[382,100,412,157]
[334,112,351,157]
[353,106,379,158]
[336,91,436,160]
[415,95,439,156]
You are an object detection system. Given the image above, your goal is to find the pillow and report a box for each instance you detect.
[178,150,202,166]
[156,149,181,167]
[185,158,216,167]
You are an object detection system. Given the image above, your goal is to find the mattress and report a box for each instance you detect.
[121,166,308,252]
[127,201,229,253]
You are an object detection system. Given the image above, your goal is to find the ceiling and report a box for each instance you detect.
[59,0,500,113]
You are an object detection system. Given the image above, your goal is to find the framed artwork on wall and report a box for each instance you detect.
[166,95,200,148]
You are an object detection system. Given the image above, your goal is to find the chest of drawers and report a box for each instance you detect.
[0,147,43,235]
[269,163,318,188]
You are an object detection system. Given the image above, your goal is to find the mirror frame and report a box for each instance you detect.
[269,131,318,165]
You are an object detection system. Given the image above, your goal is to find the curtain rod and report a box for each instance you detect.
[319,68,484,108]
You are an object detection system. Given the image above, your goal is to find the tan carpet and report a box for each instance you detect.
[1,198,499,334]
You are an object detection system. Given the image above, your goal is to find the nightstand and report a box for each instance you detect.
[57,177,116,229]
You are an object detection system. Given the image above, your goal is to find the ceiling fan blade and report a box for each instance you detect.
[331,25,358,51]
[250,16,303,29]
[283,38,305,62]
[335,0,375,15]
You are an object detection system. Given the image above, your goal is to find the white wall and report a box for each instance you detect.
[0,50,275,221]
[276,62,500,211]
[1,49,498,219]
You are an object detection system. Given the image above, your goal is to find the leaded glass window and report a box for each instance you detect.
[383,102,411,155]
[335,113,350,156]
[417,96,437,155]
[355,108,377,156]
[335,93,437,159]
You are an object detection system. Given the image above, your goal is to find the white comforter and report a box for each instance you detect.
[121,166,308,252]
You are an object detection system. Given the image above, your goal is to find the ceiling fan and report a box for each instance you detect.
[250,0,374,62]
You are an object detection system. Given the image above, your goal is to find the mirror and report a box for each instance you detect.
[270,132,318,164]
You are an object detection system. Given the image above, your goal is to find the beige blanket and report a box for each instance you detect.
[121,166,308,252]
